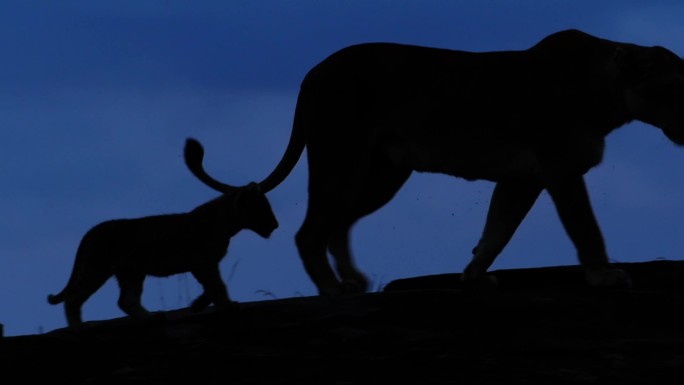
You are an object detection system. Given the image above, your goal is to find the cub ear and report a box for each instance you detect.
[231,183,261,208]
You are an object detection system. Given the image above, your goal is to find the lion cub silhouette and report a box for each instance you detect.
[48,142,278,328]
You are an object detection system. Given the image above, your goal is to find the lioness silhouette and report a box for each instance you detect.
[48,161,278,327]
[185,29,684,296]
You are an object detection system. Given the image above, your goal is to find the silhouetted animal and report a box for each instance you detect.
[48,173,278,327]
[184,29,684,296]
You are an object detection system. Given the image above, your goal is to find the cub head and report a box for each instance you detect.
[185,138,279,238]
[616,45,684,145]
[232,182,279,239]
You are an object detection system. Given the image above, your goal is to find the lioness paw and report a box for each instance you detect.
[339,279,367,294]
[585,268,632,288]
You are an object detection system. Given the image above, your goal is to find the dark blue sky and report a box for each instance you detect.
[2,1,683,336]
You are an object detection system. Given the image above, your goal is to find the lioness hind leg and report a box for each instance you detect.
[329,162,411,293]
[300,153,411,296]
[463,180,543,288]
[328,226,369,293]
[296,210,345,296]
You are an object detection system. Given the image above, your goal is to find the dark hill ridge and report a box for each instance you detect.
[2,260,684,384]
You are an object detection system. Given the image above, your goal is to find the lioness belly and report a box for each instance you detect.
[383,134,540,181]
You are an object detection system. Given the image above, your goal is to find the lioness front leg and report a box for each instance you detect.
[544,174,631,288]
[463,180,543,289]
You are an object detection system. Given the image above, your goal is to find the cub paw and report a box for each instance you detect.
[585,268,632,288]
[146,312,167,325]
[191,298,211,313]
[215,300,241,314]
[462,274,499,292]
[318,280,366,297]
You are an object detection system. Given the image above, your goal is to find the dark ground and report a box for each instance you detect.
[2,260,684,384]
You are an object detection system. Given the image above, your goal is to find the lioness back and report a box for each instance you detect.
[185,29,684,297]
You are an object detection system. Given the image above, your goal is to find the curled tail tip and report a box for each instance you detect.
[184,137,205,164]
[185,136,200,145]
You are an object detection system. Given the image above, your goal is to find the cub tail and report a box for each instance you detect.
[47,292,65,305]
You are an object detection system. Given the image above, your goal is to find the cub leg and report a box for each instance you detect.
[115,272,151,319]
[190,265,233,312]
[64,270,111,328]
[463,180,543,287]
[190,291,212,312]
[544,174,631,287]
